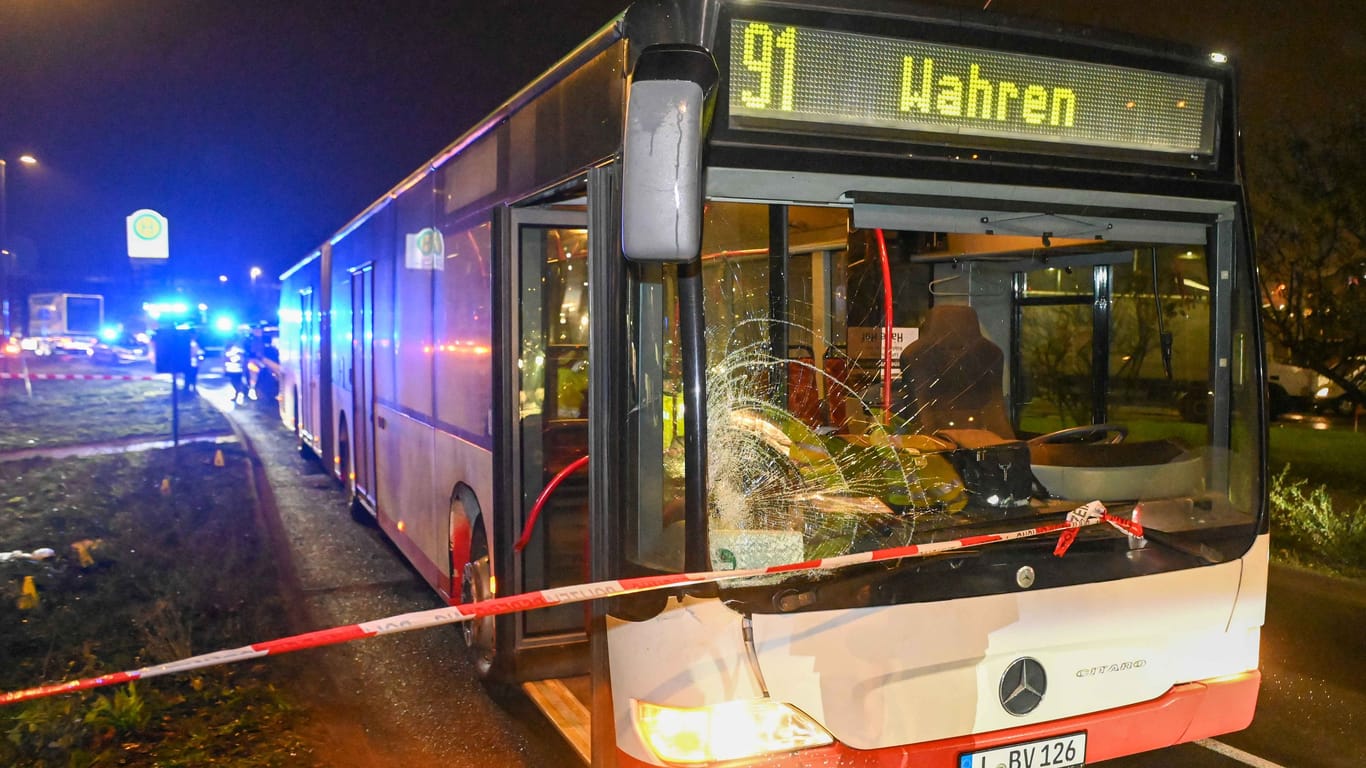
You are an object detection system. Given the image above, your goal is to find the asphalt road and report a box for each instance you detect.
[1228,565,1366,767]
[210,382,582,768]
[1102,564,1366,768]
[201,373,1365,768]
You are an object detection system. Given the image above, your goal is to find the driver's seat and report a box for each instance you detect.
[898,304,1014,439]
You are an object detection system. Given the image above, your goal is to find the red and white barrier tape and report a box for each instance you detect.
[0,500,1139,706]
[0,372,168,382]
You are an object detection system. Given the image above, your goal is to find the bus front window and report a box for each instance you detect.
[626,202,1261,592]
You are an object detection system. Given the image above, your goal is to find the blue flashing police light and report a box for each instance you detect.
[212,314,236,334]
[99,324,122,342]
[144,300,190,321]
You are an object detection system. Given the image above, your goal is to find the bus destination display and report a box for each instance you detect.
[727,19,1218,160]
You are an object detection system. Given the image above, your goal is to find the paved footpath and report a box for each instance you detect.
[206,383,579,768]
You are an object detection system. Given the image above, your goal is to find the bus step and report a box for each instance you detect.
[522,676,591,764]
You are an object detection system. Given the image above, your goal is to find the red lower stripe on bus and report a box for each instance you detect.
[613,671,1260,768]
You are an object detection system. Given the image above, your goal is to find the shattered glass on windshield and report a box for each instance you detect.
[628,201,1260,576]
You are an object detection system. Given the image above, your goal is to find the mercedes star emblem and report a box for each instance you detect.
[999,657,1047,716]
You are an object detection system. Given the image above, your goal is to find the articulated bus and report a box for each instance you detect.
[278,1,1267,765]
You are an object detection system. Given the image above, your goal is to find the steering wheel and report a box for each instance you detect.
[1029,423,1128,446]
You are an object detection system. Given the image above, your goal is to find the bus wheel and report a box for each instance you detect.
[462,526,497,678]
[337,420,370,524]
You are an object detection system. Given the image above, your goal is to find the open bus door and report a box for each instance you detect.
[505,206,595,761]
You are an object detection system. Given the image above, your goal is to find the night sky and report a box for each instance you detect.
[1,0,1360,321]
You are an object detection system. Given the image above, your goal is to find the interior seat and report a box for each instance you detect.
[898,304,1013,437]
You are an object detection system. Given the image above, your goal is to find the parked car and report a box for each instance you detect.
[1312,362,1364,416]
[91,333,151,365]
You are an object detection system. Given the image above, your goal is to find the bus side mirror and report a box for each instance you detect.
[621,44,718,264]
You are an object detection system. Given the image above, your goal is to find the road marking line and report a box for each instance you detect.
[1196,739,1288,768]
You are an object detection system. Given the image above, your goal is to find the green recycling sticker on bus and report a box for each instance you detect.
[728,19,1220,161]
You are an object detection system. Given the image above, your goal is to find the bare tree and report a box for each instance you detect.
[1248,104,1366,413]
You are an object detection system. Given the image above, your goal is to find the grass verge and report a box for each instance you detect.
[0,379,227,452]
[0,442,314,766]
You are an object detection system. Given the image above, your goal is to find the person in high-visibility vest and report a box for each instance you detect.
[224,342,247,403]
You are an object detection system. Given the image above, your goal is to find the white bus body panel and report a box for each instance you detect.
[374,401,437,548]
[370,401,495,597]
[609,534,1267,761]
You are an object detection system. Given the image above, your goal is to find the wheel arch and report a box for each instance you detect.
[449,483,482,596]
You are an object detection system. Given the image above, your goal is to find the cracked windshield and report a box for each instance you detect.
[630,202,1259,576]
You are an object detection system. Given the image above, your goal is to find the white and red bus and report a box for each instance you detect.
[278,1,1267,765]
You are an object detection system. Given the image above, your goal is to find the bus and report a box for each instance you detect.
[277,1,1267,765]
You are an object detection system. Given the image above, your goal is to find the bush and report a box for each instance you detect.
[1270,465,1366,570]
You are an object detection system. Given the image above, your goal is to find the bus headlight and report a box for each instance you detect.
[631,697,834,764]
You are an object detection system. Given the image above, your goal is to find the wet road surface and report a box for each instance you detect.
[209,383,581,767]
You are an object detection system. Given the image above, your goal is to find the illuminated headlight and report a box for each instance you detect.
[631,697,833,765]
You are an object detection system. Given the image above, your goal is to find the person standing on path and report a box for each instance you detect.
[184,336,203,393]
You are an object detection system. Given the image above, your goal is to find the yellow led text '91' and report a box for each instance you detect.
[741,23,797,110]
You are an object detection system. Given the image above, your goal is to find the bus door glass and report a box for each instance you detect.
[513,208,591,638]
[349,264,377,502]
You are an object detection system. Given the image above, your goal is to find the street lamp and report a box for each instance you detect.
[0,153,39,337]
